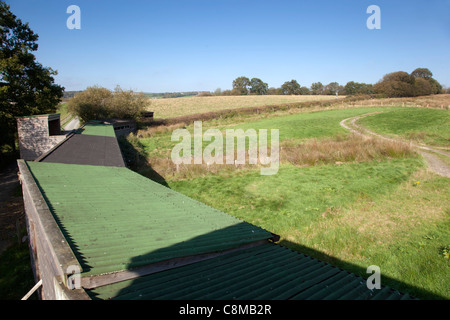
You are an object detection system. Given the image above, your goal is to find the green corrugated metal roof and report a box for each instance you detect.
[26,161,272,276]
[76,121,117,137]
[87,243,414,300]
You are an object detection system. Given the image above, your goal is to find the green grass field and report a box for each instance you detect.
[129,105,450,299]
[360,107,450,148]
[137,107,394,159]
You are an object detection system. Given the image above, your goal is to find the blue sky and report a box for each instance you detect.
[5,0,450,92]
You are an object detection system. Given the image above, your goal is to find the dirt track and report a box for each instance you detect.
[340,112,450,178]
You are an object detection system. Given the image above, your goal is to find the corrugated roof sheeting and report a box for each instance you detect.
[26,161,272,276]
[87,243,413,300]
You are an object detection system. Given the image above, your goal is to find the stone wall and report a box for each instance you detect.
[17,116,66,161]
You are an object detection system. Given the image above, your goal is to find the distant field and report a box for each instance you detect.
[147,95,341,118]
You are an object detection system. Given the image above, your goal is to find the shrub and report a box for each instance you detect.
[68,85,149,123]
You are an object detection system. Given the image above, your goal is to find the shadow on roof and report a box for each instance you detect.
[85,228,440,300]
[277,239,446,300]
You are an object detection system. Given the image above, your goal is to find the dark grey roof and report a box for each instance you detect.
[39,126,125,167]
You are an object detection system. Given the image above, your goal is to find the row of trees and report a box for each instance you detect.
[212,76,373,97]
[211,69,443,98]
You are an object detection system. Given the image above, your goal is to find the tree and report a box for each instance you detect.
[310,82,324,95]
[383,71,416,84]
[358,83,374,95]
[344,81,359,95]
[410,68,442,95]
[0,1,64,150]
[232,76,251,95]
[344,81,374,95]
[299,86,311,95]
[428,78,443,94]
[411,68,433,80]
[281,80,302,95]
[413,77,433,96]
[249,78,268,95]
[323,82,344,96]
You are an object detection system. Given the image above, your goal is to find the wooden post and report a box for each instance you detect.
[21,279,42,300]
